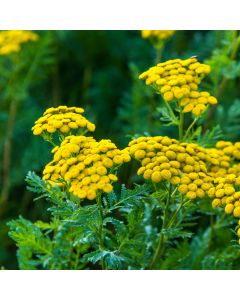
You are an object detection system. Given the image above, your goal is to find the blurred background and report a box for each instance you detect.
[1,30,240,269]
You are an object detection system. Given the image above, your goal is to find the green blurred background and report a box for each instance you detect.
[1,30,240,269]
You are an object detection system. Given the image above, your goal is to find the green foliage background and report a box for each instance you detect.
[1,30,240,269]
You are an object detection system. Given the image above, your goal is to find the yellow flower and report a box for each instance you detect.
[151,171,162,183]
[87,189,97,200]
[103,184,113,193]
[134,150,146,160]
[186,191,197,200]
[160,169,171,180]
[0,30,38,55]
[33,127,43,135]
[233,207,240,218]
[224,203,234,213]
[163,91,174,101]
[141,30,175,41]
[178,184,188,194]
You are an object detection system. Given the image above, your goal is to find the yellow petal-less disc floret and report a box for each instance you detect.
[225,203,234,214]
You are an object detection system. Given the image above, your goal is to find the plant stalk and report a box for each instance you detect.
[178,110,184,141]
[183,117,198,141]
[148,184,172,269]
[96,193,105,269]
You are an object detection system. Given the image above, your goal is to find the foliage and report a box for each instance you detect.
[8,172,152,269]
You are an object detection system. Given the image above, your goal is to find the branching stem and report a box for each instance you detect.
[155,45,163,64]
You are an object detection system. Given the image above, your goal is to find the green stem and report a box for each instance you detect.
[148,195,192,270]
[148,184,172,269]
[79,129,88,136]
[167,198,191,229]
[170,186,178,198]
[73,246,81,270]
[96,193,105,269]
[208,214,214,248]
[178,110,184,141]
[44,137,57,148]
[183,117,198,141]
[215,213,225,228]
[155,45,163,64]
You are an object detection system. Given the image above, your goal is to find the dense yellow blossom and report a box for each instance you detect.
[141,30,175,41]
[32,106,95,137]
[42,136,131,200]
[0,30,38,55]
[139,57,217,117]
[126,136,217,200]
[126,136,240,210]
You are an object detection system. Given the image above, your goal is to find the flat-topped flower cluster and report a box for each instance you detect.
[139,57,217,116]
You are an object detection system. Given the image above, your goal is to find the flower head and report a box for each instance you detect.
[32,106,95,138]
[141,30,175,41]
[42,136,131,200]
[126,136,240,207]
[139,57,217,117]
[0,30,38,55]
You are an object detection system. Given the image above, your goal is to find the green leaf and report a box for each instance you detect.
[82,249,125,269]
[157,106,179,127]
[197,124,223,147]
[162,227,193,239]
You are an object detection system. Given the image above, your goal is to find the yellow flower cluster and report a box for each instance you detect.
[42,136,131,200]
[126,136,213,200]
[139,57,217,116]
[141,30,175,41]
[32,106,95,136]
[205,143,240,221]
[0,30,38,55]
[126,136,240,202]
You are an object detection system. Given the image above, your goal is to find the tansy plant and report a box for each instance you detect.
[8,57,240,270]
